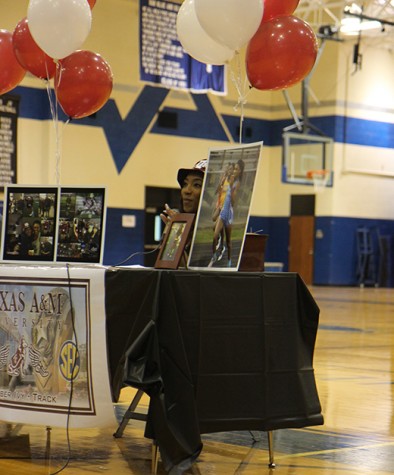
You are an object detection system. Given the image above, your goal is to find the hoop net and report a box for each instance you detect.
[306,170,330,193]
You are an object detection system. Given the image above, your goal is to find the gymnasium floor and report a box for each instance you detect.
[0,284,393,474]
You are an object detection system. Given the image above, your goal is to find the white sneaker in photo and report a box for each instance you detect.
[217,245,226,262]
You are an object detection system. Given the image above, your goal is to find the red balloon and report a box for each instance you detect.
[246,16,318,91]
[12,17,56,80]
[263,0,300,21]
[88,0,96,8]
[55,50,113,119]
[0,29,26,95]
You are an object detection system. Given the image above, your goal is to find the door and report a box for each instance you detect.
[288,195,315,285]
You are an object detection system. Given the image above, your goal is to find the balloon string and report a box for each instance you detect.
[229,52,250,144]
[46,60,65,186]
[45,77,61,185]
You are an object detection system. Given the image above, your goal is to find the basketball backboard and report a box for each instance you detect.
[282,132,334,187]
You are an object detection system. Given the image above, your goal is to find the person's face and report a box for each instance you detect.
[33,223,40,236]
[180,173,203,213]
[233,163,241,178]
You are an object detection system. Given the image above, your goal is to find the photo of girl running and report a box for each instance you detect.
[211,162,234,262]
[208,159,245,267]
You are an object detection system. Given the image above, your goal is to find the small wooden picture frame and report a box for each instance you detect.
[154,213,195,269]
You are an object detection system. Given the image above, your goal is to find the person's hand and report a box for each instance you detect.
[159,204,179,241]
[160,203,178,226]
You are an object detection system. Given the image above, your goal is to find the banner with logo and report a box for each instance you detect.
[139,0,226,94]
[0,265,116,428]
[0,95,18,187]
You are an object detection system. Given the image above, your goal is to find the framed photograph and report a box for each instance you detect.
[1,185,58,262]
[56,187,106,264]
[187,142,263,271]
[154,213,195,269]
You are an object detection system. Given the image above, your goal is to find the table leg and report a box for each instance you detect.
[45,426,51,466]
[151,440,159,474]
[268,430,275,468]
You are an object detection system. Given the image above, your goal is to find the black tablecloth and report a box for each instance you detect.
[105,269,323,473]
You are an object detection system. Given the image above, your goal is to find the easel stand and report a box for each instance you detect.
[113,389,147,436]
[113,389,159,472]
[114,389,276,472]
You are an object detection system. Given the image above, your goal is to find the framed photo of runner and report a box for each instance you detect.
[154,213,195,270]
[1,185,58,262]
[187,142,263,271]
[56,187,106,264]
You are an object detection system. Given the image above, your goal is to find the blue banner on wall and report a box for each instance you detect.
[139,0,226,94]
[0,95,19,186]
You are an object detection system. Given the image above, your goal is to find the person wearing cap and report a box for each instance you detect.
[31,219,42,256]
[160,159,206,227]
[158,159,206,269]
[20,222,34,257]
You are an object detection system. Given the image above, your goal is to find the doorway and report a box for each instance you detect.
[144,186,179,267]
[288,194,315,285]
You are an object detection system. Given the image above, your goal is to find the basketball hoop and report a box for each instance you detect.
[306,169,330,193]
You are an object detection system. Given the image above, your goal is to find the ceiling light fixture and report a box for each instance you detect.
[340,17,382,34]
[342,4,394,30]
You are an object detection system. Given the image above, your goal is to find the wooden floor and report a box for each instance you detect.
[0,285,393,474]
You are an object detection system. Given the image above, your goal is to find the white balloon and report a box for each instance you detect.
[177,0,234,66]
[195,0,264,51]
[27,0,92,59]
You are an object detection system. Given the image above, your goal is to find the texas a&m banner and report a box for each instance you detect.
[0,265,116,428]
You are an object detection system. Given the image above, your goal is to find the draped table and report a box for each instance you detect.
[105,268,324,473]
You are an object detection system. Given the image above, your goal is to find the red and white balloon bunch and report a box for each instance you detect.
[176,0,319,91]
[246,0,319,90]
[177,0,264,65]
[0,0,113,119]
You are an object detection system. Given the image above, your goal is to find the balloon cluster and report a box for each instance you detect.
[176,0,319,91]
[0,0,112,119]
[177,0,264,65]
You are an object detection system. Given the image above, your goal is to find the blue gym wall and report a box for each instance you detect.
[7,84,394,286]
[247,216,394,287]
[102,211,394,287]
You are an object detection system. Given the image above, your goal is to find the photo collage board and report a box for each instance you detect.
[1,186,106,264]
